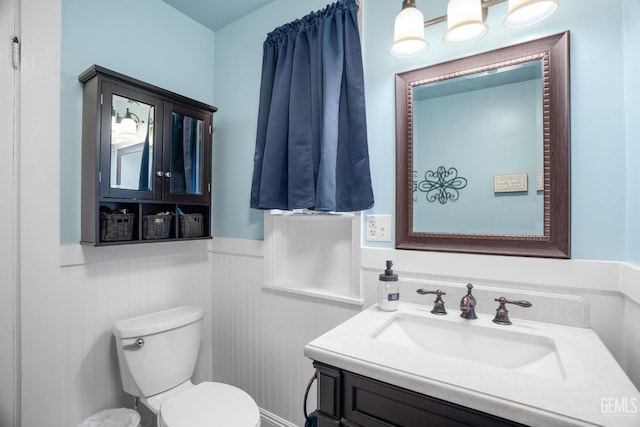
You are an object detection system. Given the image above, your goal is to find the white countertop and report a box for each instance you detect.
[304,302,640,427]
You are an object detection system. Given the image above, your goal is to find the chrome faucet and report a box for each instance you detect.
[459,283,477,319]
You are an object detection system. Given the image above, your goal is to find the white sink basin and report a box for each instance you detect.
[305,302,640,426]
[372,313,566,380]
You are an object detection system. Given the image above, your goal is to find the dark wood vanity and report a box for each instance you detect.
[79,65,217,245]
[313,362,525,427]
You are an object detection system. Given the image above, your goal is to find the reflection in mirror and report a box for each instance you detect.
[171,112,204,195]
[116,143,144,188]
[110,94,154,191]
[396,32,570,258]
[412,60,544,236]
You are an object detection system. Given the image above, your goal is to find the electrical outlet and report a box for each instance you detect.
[366,215,391,242]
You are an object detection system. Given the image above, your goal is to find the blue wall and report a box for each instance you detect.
[60,0,637,262]
[60,0,216,244]
[213,0,631,261]
[624,0,640,264]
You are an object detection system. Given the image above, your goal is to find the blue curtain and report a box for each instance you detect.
[138,111,151,191]
[171,114,201,194]
[250,0,374,212]
[171,113,186,193]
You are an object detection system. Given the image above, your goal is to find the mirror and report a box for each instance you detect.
[110,94,154,191]
[396,32,570,258]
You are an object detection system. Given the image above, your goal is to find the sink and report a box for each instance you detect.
[371,313,566,380]
[306,302,640,426]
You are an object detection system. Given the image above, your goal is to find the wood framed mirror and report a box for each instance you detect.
[395,32,570,258]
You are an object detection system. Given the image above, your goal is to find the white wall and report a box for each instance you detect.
[621,265,640,388]
[19,1,64,425]
[623,298,640,387]
[0,0,17,426]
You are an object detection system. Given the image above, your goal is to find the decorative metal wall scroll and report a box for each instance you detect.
[413,166,468,205]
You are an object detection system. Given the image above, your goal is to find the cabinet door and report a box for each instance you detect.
[161,102,212,203]
[100,82,162,200]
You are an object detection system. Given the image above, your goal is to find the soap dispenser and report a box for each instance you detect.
[377,260,399,311]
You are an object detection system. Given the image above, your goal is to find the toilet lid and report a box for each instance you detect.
[160,382,260,427]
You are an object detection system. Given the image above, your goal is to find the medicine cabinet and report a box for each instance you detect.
[79,65,217,245]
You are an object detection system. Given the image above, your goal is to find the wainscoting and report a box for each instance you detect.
[210,239,358,426]
[59,245,214,426]
[51,238,640,427]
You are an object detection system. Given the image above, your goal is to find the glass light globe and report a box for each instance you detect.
[390,5,429,57]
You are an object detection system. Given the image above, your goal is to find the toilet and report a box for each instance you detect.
[113,306,261,427]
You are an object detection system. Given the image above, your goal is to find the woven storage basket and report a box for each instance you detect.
[100,212,135,242]
[179,213,204,238]
[142,213,173,240]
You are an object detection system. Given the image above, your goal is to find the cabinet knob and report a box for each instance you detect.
[164,172,172,178]
[155,171,163,177]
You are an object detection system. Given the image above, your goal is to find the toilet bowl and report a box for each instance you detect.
[158,382,260,427]
[113,306,260,427]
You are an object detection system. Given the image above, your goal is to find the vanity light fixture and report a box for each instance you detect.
[390,0,429,58]
[503,0,559,28]
[443,0,488,46]
[390,0,559,57]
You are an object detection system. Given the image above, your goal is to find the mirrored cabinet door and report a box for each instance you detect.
[162,102,211,204]
[100,82,161,200]
[111,95,154,191]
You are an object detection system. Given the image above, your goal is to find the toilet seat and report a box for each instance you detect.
[159,382,260,427]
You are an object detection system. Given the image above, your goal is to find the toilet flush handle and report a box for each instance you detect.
[122,338,144,350]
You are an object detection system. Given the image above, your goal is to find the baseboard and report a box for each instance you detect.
[259,408,298,427]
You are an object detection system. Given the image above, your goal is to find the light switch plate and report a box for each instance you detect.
[366,215,391,242]
[494,173,528,193]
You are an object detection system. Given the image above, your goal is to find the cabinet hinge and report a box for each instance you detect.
[98,171,102,183]
[209,125,212,135]
[100,93,103,105]
[12,37,20,69]
[208,183,211,193]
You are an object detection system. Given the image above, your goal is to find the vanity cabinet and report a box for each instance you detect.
[313,362,525,427]
[79,65,217,245]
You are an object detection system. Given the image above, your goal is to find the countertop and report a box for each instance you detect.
[304,302,640,427]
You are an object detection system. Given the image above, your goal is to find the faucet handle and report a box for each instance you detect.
[416,289,446,296]
[492,297,532,325]
[416,289,447,315]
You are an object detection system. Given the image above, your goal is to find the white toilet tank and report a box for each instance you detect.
[113,306,205,398]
